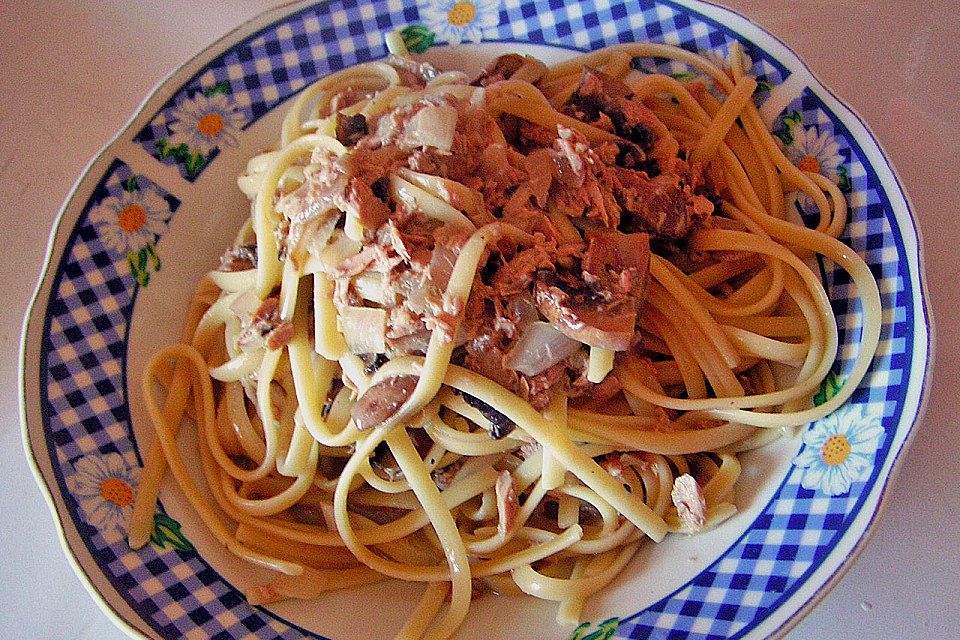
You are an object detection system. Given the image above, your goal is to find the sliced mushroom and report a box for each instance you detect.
[533,230,651,351]
[350,375,418,431]
[335,113,369,146]
[533,279,637,351]
[471,54,548,87]
[564,67,679,171]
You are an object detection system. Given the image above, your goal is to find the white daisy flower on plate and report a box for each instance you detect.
[793,404,884,496]
[65,453,142,539]
[785,121,842,182]
[783,120,843,218]
[168,91,245,155]
[418,0,501,45]
[89,184,170,255]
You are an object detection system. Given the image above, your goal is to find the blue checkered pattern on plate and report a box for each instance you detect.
[37,1,916,639]
[45,161,172,470]
[39,160,325,638]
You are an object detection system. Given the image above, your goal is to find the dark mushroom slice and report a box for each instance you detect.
[471,54,548,87]
[614,169,714,240]
[533,280,637,351]
[533,230,651,351]
[335,112,369,146]
[351,375,419,431]
[458,391,517,439]
[565,67,660,152]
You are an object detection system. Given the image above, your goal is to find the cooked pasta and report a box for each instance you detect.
[129,36,881,639]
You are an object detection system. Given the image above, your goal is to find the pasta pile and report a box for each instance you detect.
[129,36,881,640]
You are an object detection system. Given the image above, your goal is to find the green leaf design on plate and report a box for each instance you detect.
[814,370,844,407]
[126,251,147,287]
[146,243,161,272]
[126,245,160,287]
[155,137,172,158]
[184,150,207,178]
[400,24,436,54]
[775,110,803,145]
[125,252,138,277]
[156,138,187,160]
[155,138,208,177]
[668,71,697,81]
[124,175,139,192]
[754,78,772,94]
[568,617,620,640]
[837,165,852,193]
[204,81,231,97]
[150,512,196,553]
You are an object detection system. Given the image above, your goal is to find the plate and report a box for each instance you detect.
[20,0,932,638]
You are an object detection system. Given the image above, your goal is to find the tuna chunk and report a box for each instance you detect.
[614,169,714,240]
[237,297,294,351]
[564,67,679,172]
[671,473,707,532]
[471,54,547,87]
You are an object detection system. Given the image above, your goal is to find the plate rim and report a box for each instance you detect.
[19,1,935,639]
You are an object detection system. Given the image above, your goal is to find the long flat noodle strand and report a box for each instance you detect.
[395,583,450,640]
[641,307,707,399]
[377,358,669,542]
[512,543,640,602]
[691,76,757,164]
[246,565,386,605]
[253,134,347,298]
[654,253,785,319]
[141,345,300,574]
[207,268,256,293]
[543,42,731,89]
[127,357,192,549]
[568,409,755,455]
[288,281,356,447]
[129,276,220,548]
[280,62,401,145]
[217,448,318,517]
[694,89,777,215]
[731,195,879,389]
[736,100,833,224]
[385,428,472,640]
[622,229,839,414]
[653,294,744,397]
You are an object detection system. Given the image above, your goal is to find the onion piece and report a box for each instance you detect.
[428,244,459,291]
[319,231,362,272]
[507,293,539,329]
[389,175,475,230]
[503,321,581,377]
[354,273,390,305]
[339,306,387,355]
[402,103,457,151]
[229,290,262,320]
[397,167,490,226]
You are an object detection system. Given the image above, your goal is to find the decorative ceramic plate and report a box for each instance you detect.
[20,0,931,638]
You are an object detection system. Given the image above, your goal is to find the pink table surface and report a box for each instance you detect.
[1,1,955,638]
